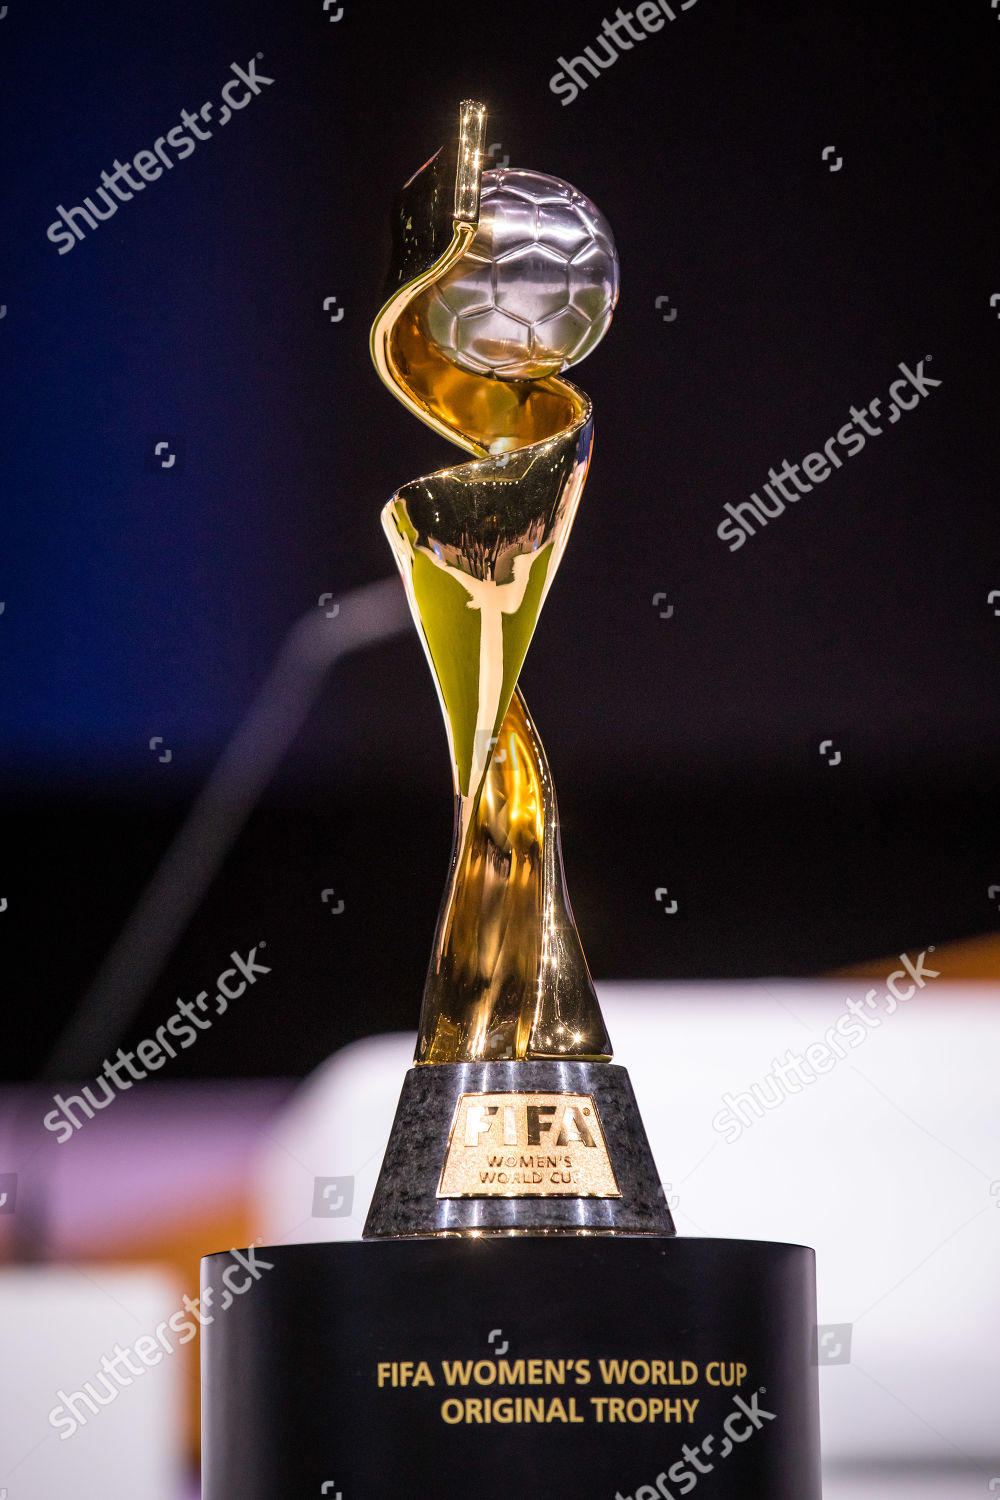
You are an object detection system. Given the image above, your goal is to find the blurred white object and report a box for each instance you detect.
[256,980,1000,1471]
[824,1471,995,1499]
[0,1265,184,1500]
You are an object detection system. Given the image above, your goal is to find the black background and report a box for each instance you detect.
[2,0,999,1081]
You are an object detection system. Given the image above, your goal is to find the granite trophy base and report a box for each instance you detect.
[201,1237,822,1500]
[364,1060,675,1236]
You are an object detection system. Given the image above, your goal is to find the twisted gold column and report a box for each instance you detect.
[371,102,612,1065]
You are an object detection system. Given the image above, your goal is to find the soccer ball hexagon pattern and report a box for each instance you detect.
[415,168,620,380]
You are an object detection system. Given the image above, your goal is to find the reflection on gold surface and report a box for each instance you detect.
[372,101,612,1065]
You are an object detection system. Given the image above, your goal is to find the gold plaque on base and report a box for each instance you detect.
[437,1092,621,1199]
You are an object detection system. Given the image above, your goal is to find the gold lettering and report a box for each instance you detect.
[464,1104,497,1146]
[555,1104,596,1147]
[526,1104,557,1144]
[439,1093,619,1199]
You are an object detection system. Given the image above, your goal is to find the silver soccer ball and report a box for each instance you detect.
[415,167,619,380]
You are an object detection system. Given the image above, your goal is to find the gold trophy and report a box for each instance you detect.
[364,101,673,1237]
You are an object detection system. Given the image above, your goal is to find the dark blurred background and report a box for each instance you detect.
[2,0,999,1081]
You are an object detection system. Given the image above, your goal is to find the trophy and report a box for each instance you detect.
[201,102,822,1499]
[363,98,671,1239]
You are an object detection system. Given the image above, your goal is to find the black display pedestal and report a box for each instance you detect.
[201,1237,821,1499]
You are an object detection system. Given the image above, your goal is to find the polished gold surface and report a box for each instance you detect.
[438,1092,621,1199]
[373,101,612,1065]
[453,99,486,223]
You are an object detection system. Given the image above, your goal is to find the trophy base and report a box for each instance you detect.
[201,1236,822,1499]
[363,1060,674,1237]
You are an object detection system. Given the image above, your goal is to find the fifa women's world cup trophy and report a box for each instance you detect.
[200,103,823,1500]
[364,99,673,1237]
